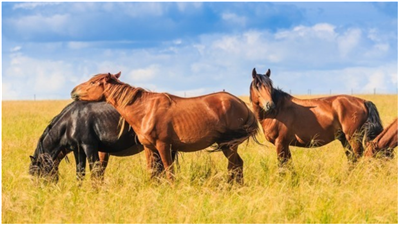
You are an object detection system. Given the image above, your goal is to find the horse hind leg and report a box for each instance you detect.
[336,131,356,162]
[222,145,244,184]
[73,148,86,181]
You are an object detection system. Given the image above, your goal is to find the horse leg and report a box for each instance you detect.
[276,141,292,167]
[81,144,102,181]
[155,142,175,181]
[73,149,86,181]
[345,132,363,163]
[222,145,244,184]
[98,152,109,179]
[337,132,356,162]
[144,147,163,178]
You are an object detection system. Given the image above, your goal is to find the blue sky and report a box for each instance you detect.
[2,2,398,100]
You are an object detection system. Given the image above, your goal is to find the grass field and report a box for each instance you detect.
[2,95,398,223]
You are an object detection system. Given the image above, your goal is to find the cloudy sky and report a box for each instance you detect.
[2,2,398,100]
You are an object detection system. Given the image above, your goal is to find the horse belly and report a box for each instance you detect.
[172,124,220,152]
[291,127,336,147]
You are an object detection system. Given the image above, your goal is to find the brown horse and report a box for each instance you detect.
[249,68,383,166]
[365,118,398,158]
[71,72,259,183]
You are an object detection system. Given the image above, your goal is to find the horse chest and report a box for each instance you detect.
[261,119,284,143]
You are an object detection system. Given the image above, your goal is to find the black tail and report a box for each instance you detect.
[362,101,383,145]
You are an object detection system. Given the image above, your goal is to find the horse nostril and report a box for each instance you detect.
[71,92,79,100]
[264,102,275,112]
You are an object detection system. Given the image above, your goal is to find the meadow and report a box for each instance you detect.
[2,95,398,223]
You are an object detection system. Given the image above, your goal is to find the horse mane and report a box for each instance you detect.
[272,87,292,105]
[105,82,147,108]
[105,81,174,107]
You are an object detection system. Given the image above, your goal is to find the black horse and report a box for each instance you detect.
[29,101,168,181]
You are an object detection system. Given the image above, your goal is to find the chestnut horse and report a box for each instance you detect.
[365,118,398,158]
[250,68,383,166]
[71,72,259,183]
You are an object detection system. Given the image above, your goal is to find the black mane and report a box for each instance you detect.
[272,87,291,105]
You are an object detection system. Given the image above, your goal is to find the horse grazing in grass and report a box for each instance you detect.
[365,118,398,158]
[249,68,383,166]
[29,101,166,182]
[71,72,259,183]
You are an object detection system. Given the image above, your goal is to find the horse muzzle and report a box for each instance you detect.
[263,101,276,113]
[71,88,80,100]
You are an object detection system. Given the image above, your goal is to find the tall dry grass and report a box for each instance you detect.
[2,95,397,223]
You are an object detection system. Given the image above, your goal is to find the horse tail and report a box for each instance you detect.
[362,101,383,146]
[245,108,262,146]
[213,105,261,151]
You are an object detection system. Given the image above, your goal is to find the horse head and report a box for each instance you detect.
[249,68,275,114]
[71,72,121,101]
[29,153,59,182]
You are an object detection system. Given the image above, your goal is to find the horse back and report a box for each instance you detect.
[149,91,257,150]
[70,101,139,153]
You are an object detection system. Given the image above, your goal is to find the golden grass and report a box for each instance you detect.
[2,95,398,223]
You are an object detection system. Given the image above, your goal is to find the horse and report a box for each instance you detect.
[29,101,167,182]
[365,118,398,158]
[71,72,259,183]
[249,68,383,166]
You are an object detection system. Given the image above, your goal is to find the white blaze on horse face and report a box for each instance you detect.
[258,85,274,112]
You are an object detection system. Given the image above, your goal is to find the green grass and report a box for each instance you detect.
[2,95,398,223]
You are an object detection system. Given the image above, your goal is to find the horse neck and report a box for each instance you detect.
[35,121,65,160]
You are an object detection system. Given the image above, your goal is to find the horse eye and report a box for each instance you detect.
[90,81,95,85]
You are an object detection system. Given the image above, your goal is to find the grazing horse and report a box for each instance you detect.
[365,118,398,158]
[71,72,259,183]
[29,101,166,181]
[249,68,383,166]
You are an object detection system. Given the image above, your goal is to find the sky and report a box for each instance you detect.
[2,2,398,100]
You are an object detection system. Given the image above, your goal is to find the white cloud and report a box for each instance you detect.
[9,14,71,37]
[10,46,22,52]
[12,2,60,10]
[128,65,159,82]
[337,28,362,57]
[222,13,247,27]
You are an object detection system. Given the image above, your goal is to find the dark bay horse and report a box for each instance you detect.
[249,68,383,166]
[29,101,166,181]
[365,118,398,158]
[71,72,259,183]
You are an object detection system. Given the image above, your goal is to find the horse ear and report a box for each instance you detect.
[105,73,112,82]
[115,71,121,79]
[265,69,271,77]
[252,68,257,79]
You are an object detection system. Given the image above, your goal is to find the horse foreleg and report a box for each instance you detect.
[155,142,175,182]
[222,146,244,184]
[276,141,292,167]
[73,148,86,181]
[144,147,163,178]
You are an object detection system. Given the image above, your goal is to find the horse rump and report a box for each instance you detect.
[210,113,260,151]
